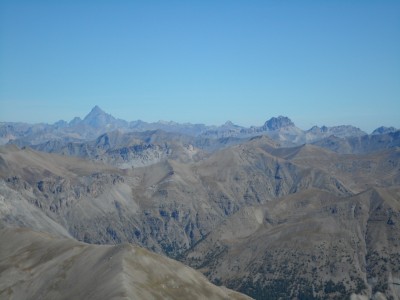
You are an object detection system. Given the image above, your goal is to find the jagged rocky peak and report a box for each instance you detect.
[263,116,294,130]
[308,125,328,133]
[372,126,398,135]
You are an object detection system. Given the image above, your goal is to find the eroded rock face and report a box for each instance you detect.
[0,142,355,256]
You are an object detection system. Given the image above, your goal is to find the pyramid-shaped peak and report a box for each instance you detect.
[89,105,105,115]
[82,105,118,128]
[84,106,110,120]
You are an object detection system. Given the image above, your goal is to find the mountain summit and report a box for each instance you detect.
[86,105,105,116]
[372,126,398,135]
[83,105,119,128]
[263,116,294,130]
[84,105,109,121]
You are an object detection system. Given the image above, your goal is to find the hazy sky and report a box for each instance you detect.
[1,1,399,132]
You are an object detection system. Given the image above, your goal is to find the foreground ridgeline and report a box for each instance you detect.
[0,228,251,300]
[0,107,399,300]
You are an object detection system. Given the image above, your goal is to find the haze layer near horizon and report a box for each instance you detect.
[0,1,399,132]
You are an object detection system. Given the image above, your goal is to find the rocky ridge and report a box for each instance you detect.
[1,107,400,300]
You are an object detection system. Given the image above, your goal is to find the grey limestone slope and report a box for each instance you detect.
[0,180,71,237]
[0,227,252,300]
[30,130,206,168]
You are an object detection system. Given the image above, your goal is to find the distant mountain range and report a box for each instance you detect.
[2,106,396,148]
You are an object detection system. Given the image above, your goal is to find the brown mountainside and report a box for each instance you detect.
[0,135,399,300]
[0,228,252,300]
[182,187,400,299]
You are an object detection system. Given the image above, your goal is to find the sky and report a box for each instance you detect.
[0,1,399,132]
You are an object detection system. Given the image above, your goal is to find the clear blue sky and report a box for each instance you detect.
[1,1,399,132]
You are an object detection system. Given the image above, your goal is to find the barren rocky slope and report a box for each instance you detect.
[31,130,208,168]
[181,188,400,299]
[1,132,399,299]
[0,227,252,300]
[0,138,353,255]
[266,143,400,193]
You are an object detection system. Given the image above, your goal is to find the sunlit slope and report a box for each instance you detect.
[0,228,252,300]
